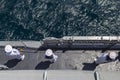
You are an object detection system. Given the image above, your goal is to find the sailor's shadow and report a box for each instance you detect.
[35,61,52,70]
[82,62,98,71]
[4,59,21,68]
[117,52,120,61]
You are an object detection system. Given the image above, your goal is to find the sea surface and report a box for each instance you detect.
[0,0,120,40]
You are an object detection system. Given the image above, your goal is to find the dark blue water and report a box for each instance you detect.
[0,0,120,40]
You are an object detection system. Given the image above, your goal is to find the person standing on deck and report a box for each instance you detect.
[94,52,118,64]
[45,49,58,63]
[4,45,25,60]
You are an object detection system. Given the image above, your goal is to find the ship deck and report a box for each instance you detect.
[0,47,120,71]
[0,41,120,80]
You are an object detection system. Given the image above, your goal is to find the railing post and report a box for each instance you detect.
[94,71,100,80]
[43,71,47,80]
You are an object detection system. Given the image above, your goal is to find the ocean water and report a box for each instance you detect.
[0,0,120,40]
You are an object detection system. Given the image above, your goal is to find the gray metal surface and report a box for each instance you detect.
[0,70,119,80]
[0,41,42,48]
[47,70,94,80]
[99,71,120,80]
[0,70,44,80]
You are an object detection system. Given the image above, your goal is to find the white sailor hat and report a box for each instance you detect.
[45,49,53,56]
[109,52,117,60]
[4,45,12,53]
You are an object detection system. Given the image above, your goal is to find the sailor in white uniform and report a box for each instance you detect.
[45,49,58,63]
[94,52,117,64]
[4,45,25,60]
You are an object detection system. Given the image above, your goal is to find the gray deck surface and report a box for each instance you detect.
[0,40,120,80]
[0,47,120,71]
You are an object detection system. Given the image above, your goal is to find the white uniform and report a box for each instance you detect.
[5,45,25,60]
[51,54,58,62]
[45,49,58,62]
[6,48,22,59]
[95,52,117,64]
[95,53,108,64]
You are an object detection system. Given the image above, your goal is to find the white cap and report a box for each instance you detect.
[45,49,53,56]
[109,52,117,60]
[5,45,12,53]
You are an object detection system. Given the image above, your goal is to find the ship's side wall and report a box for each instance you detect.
[0,36,120,49]
[0,70,119,80]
